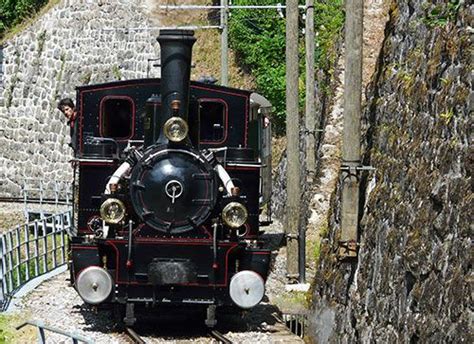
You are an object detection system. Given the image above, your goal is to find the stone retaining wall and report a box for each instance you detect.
[0,0,159,196]
[310,1,472,342]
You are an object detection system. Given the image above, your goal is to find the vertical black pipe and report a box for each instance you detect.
[155,30,196,145]
[144,94,161,148]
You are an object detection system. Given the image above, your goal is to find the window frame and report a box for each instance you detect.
[99,95,135,141]
[198,98,228,145]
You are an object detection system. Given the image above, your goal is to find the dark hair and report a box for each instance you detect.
[57,98,75,111]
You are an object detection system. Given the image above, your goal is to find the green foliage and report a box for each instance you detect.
[423,0,460,27]
[0,312,36,343]
[112,65,122,80]
[37,29,46,54]
[229,0,344,134]
[439,108,454,125]
[0,314,16,343]
[0,0,49,39]
[80,71,92,85]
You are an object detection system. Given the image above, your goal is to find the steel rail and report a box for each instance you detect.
[210,330,233,344]
[125,327,146,344]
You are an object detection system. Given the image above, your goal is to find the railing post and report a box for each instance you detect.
[24,224,30,281]
[33,220,40,276]
[41,218,48,273]
[6,232,14,290]
[37,326,46,344]
[60,214,66,265]
[39,180,44,213]
[22,180,28,220]
[51,215,57,269]
[65,211,72,236]
[1,235,11,295]
[65,181,70,205]
[0,234,5,305]
[15,226,21,286]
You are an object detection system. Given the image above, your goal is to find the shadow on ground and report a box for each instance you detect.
[76,302,282,339]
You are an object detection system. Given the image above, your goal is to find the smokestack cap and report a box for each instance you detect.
[158,29,196,42]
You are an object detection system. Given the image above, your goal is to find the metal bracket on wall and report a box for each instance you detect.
[286,233,299,240]
[341,165,376,175]
[338,164,375,259]
[286,273,300,280]
[303,128,325,136]
[338,240,359,260]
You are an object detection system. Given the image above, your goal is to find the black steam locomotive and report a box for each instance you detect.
[69,30,273,326]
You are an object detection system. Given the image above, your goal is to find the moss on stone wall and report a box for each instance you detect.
[310,0,472,342]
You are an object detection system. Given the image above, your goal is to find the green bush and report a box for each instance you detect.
[229,0,344,134]
[0,0,49,39]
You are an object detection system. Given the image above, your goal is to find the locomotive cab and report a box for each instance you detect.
[70,30,273,327]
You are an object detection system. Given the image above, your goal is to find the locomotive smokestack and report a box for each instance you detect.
[154,29,196,145]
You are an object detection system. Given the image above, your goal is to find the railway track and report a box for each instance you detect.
[123,327,234,343]
[124,327,146,344]
[210,330,233,343]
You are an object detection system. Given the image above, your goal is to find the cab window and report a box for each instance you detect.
[199,99,227,143]
[100,97,134,139]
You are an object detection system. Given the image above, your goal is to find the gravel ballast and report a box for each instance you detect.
[9,219,303,343]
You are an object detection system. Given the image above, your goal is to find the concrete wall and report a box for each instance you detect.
[0,0,159,196]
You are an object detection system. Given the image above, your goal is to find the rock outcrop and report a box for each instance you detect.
[310,1,472,342]
[0,0,158,196]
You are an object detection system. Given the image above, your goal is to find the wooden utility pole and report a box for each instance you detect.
[220,0,229,86]
[305,0,316,181]
[285,0,300,280]
[339,0,363,258]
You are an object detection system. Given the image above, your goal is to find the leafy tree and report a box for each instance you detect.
[229,0,344,134]
[0,0,49,39]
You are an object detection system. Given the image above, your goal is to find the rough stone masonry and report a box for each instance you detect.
[0,0,159,196]
[310,1,472,343]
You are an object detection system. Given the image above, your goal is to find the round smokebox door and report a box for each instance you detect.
[130,149,217,234]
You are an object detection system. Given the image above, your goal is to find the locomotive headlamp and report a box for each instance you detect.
[164,117,189,142]
[100,198,126,224]
[222,202,248,228]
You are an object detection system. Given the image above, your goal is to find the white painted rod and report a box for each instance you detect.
[215,164,235,195]
[105,162,131,194]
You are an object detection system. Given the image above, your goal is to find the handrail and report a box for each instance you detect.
[16,320,93,344]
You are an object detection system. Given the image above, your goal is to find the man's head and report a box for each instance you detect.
[57,98,76,120]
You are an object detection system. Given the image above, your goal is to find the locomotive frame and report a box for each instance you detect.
[69,30,273,327]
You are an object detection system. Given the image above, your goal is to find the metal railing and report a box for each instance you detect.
[21,178,72,208]
[21,179,73,223]
[0,179,72,204]
[0,211,72,310]
[16,320,93,343]
[282,312,308,338]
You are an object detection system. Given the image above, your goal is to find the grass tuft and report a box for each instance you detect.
[0,312,36,344]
